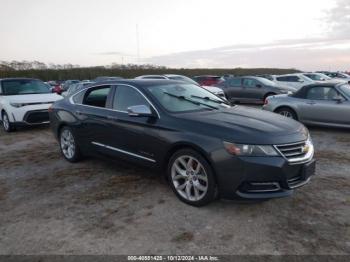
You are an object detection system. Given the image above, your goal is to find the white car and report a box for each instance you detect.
[270,73,319,90]
[0,78,62,132]
[135,74,227,100]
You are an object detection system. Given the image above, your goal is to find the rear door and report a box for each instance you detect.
[74,85,114,150]
[224,78,243,102]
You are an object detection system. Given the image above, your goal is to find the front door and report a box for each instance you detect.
[101,85,162,166]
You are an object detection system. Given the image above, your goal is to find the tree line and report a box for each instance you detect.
[0,60,299,81]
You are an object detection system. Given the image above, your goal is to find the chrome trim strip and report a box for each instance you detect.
[248,182,281,192]
[92,141,156,163]
[289,177,311,189]
[69,83,161,119]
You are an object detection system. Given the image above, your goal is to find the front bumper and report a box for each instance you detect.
[212,151,316,200]
[7,104,52,125]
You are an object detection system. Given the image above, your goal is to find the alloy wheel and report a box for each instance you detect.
[279,111,293,118]
[171,155,208,202]
[60,129,76,159]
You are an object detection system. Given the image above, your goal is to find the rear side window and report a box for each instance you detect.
[83,86,111,108]
[276,76,289,81]
[276,76,300,82]
[113,85,149,112]
[228,78,241,87]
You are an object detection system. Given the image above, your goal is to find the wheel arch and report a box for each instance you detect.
[263,92,277,100]
[162,142,217,181]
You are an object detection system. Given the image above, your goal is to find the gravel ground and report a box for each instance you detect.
[0,121,349,255]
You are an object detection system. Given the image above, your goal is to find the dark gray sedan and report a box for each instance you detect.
[263,82,350,128]
[216,76,296,104]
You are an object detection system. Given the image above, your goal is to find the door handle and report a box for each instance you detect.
[76,110,83,115]
[107,115,118,120]
[306,101,316,105]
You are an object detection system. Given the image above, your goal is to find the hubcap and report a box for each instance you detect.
[171,155,208,202]
[279,111,293,118]
[60,130,76,159]
[3,114,9,130]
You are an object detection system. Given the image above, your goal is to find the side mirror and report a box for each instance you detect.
[256,84,262,88]
[298,80,304,83]
[334,98,344,104]
[127,105,155,117]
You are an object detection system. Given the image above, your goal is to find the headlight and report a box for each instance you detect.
[223,141,279,156]
[10,102,26,108]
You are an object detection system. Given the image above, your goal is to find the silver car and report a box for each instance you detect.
[263,82,350,128]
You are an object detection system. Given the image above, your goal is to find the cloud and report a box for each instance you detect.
[327,0,350,39]
[145,0,350,70]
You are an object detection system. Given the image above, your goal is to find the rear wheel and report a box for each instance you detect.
[167,149,217,207]
[275,107,297,120]
[59,126,82,162]
[2,111,15,132]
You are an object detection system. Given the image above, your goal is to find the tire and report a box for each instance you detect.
[59,126,82,162]
[275,107,298,120]
[167,149,217,207]
[2,111,15,132]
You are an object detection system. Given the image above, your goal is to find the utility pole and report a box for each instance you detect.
[136,24,140,63]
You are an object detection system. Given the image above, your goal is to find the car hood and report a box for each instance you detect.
[3,93,63,103]
[202,85,224,93]
[275,85,297,92]
[181,106,308,145]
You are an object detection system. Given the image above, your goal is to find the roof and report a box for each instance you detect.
[0,77,39,81]
[88,79,185,88]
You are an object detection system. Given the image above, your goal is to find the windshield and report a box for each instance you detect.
[148,83,230,113]
[304,73,331,81]
[338,73,350,78]
[339,84,350,97]
[167,75,199,85]
[1,79,51,95]
[257,77,277,86]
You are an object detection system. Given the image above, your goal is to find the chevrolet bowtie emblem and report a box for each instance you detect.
[302,145,310,153]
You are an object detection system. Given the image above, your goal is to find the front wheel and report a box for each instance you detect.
[2,112,15,132]
[167,149,217,207]
[59,126,82,162]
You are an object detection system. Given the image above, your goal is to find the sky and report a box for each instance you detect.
[0,0,349,70]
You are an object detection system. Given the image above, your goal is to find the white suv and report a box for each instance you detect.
[0,78,62,132]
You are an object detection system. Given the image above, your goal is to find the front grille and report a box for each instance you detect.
[275,140,313,164]
[24,111,49,124]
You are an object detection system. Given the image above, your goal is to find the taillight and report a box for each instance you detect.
[48,105,53,113]
[264,99,269,105]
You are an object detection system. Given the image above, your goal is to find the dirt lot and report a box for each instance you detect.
[0,123,349,255]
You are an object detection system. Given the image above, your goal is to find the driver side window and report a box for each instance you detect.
[306,87,343,100]
[113,85,149,112]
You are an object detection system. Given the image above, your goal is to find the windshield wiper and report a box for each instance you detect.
[163,92,219,110]
[190,95,229,105]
